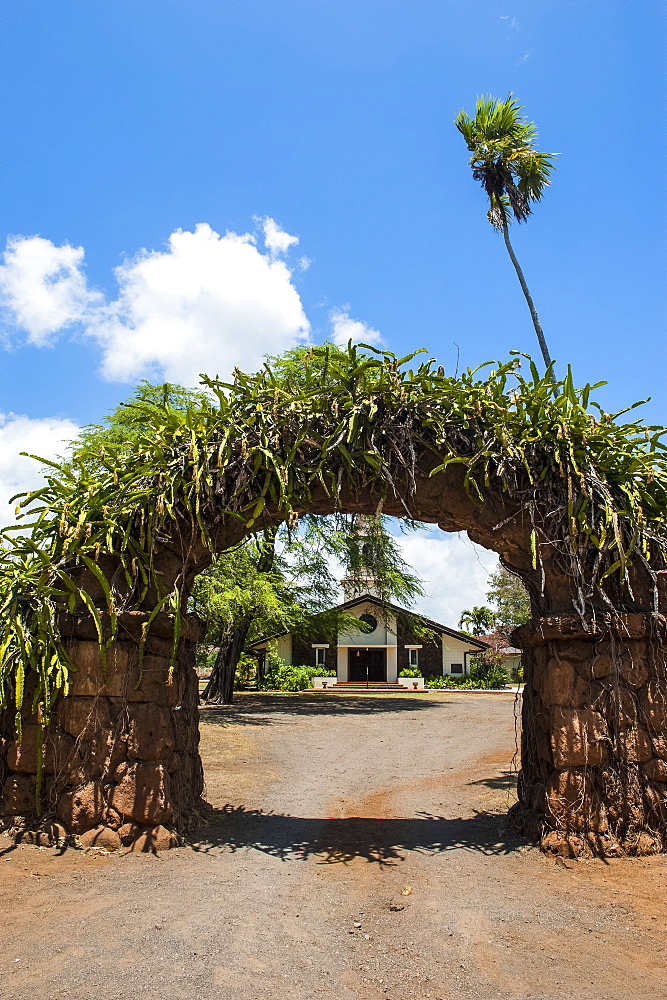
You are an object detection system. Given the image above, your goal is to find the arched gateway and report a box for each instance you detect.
[1,348,666,857]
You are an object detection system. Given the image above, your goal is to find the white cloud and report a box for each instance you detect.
[330,306,383,348]
[0,220,311,386]
[394,526,498,627]
[0,236,102,347]
[0,413,79,528]
[0,219,390,388]
[90,223,310,384]
[259,216,300,256]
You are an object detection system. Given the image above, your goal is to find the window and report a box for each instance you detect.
[409,648,419,668]
[450,663,463,674]
[315,647,326,667]
[359,613,377,633]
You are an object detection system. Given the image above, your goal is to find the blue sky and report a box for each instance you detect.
[0,0,664,623]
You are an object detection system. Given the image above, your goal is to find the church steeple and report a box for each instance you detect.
[340,515,380,599]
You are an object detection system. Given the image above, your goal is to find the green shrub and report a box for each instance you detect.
[424,666,508,690]
[469,657,508,689]
[258,662,336,691]
[234,653,257,689]
[424,675,451,689]
[423,674,479,689]
[425,675,481,689]
[259,663,309,692]
[399,668,421,678]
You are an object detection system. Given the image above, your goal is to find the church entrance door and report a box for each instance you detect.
[348,647,387,684]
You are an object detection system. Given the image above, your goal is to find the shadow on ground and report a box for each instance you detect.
[199,692,457,727]
[188,804,530,864]
[468,769,518,793]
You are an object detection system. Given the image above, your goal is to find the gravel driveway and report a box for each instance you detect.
[1,691,665,1000]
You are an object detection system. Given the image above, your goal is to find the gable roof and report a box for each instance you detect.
[249,593,490,651]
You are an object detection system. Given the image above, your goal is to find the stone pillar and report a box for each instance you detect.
[511,613,667,857]
[0,613,206,852]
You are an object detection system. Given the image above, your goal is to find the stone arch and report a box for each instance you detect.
[1,351,665,857]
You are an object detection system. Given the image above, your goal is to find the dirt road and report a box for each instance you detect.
[1,691,666,1000]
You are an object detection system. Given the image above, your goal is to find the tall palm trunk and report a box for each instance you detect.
[499,206,553,374]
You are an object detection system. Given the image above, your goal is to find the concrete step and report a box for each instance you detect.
[329,682,405,689]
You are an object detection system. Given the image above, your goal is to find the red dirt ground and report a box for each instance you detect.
[1,691,666,1000]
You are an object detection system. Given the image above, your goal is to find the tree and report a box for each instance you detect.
[455,93,556,372]
[458,566,531,640]
[458,605,497,636]
[192,527,308,703]
[66,381,211,471]
[486,564,531,633]
[309,510,423,608]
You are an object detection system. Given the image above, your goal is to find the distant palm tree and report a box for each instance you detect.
[455,94,556,372]
[458,606,497,636]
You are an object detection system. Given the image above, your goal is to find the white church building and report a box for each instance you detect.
[250,591,489,687]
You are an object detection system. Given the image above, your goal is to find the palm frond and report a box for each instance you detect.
[456,93,556,225]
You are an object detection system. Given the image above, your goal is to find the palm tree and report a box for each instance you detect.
[458,605,497,636]
[455,94,556,372]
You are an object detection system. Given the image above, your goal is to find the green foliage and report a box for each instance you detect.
[73,369,424,706]
[458,605,497,636]
[301,510,423,611]
[486,564,531,631]
[424,665,507,690]
[258,661,327,692]
[468,655,509,689]
[192,531,302,648]
[280,508,424,623]
[398,668,421,677]
[423,675,451,689]
[260,663,307,692]
[0,344,665,732]
[191,515,419,678]
[234,653,257,689]
[190,348,424,700]
[197,643,258,689]
[196,646,217,674]
[65,382,212,472]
